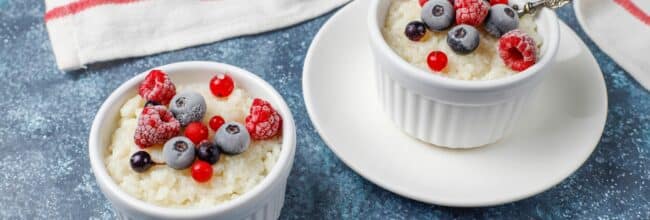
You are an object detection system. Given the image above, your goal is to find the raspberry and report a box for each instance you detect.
[498,29,537,72]
[245,98,282,140]
[138,70,176,105]
[134,105,181,148]
[454,0,489,26]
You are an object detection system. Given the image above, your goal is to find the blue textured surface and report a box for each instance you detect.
[0,1,649,219]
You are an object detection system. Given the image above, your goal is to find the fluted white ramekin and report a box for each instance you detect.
[368,0,560,148]
[89,61,296,220]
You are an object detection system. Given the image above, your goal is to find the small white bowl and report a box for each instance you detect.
[89,61,296,220]
[368,0,560,148]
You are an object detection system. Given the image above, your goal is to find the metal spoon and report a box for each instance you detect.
[512,0,572,16]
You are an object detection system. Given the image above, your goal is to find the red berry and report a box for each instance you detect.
[138,70,176,105]
[134,106,180,148]
[209,74,235,97]
[209,115,225,131]
[498,29,537,72]
[245,98,282,140]
[454,0,489,26]
[490,0,508,5]
[427,51,448,72]
[191,160,213,182]
[184,122,209,144]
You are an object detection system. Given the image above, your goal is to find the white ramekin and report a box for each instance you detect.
[368,0,560,148]
[89,61,296,220]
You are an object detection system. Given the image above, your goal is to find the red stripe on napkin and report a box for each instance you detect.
[45,0,140,22]
[614,0,650,25]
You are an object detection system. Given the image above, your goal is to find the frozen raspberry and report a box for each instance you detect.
[454,0,489,26]
[245,98,282,140]
[138,70,176,105]
[498,29,537,72]
[134,105,181,148]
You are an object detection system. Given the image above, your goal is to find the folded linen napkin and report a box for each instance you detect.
[44,0,349,71]
[575,0,650,90]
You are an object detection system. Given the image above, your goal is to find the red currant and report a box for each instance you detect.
[490,0,508,5]
[427,51,448,72]
[209,115,225,131]
[209,74,235,97]
[184,122,209,144]
[191,161,213,182]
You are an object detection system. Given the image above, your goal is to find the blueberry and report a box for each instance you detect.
[215,122,250,155]
[446,24,480,54]
[404,21,428,41]
[130,151,154,173]
[421,0,454,31]
[197,141,220,165]
[484,4,519,37]
[169,91,206,127]
[163,136,196,170]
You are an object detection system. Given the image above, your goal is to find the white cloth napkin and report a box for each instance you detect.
[44,0,350,71]
[574,0,650,90]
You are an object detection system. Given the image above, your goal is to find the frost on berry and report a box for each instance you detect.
[498,29,537,72]
[245,98,282,140]
[454,0,489,26]
[138,70,176,105]
[134,105,180,148]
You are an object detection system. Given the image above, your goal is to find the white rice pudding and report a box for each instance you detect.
[104,84,282,208]
[383,0,542,80]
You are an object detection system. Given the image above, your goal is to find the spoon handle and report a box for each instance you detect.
[514,0,572,16]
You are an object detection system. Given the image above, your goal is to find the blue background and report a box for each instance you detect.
[0,1,648,219]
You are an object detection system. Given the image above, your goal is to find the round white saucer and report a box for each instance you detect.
[302,0,608,207]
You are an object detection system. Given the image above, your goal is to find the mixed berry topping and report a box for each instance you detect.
[130,71,283,183]
[191,160,213,183]
[484,4,519,37]
[184,122,209,144]
[197,141,221,165]
[130,151,154,173]
[447,24,480,54]
[404,21,429,42]
[403,0,537,72]
[209,115,226,131]
[162,136,196,170]
[210,74,235,97]
[454,0,489,26]
[169,91,207,127]
[246,98,282,140]
[134,105,181,148]
[427,51,448,72]
[216,122,251,155]
[421,0,455,31]
[498,29,537,71]
[138,70,176,105]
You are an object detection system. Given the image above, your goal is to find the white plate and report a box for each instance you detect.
[303,0,608,207]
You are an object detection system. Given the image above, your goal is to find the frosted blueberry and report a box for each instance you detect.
[421,0,455,31]
[215,122,251,155]
[169,91,206,127]
[484,4,519,37]
[163,136,196,170]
